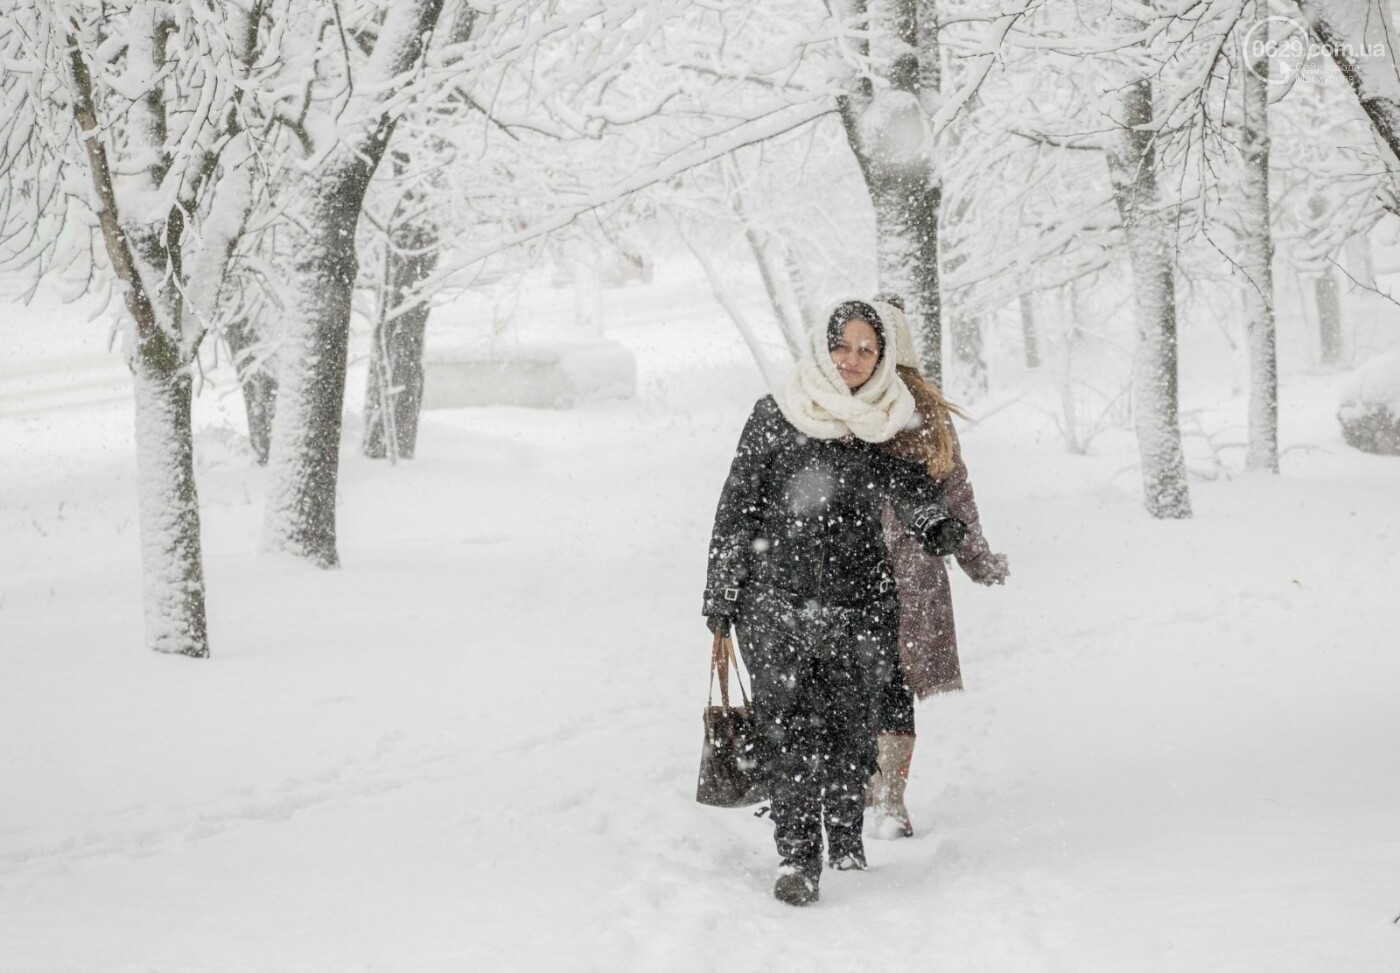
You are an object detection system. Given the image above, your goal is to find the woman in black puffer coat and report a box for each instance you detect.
[703,300,966,906]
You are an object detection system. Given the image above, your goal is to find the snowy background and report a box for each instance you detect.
[2,260,1397,972]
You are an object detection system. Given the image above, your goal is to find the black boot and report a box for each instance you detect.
[828,847,867,871]
[827,834,867,871]
[769,767,823,904]
[824,782,868,871]
[773,862,821,906]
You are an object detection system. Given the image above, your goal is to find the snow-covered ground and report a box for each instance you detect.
[2,269,1398,972]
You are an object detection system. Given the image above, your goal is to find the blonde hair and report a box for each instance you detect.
[880,365,966,478]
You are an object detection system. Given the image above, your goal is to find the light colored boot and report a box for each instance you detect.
[867,732,915,839]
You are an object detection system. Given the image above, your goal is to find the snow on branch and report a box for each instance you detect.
[1298,0,1400,168]
[392,98,835,318]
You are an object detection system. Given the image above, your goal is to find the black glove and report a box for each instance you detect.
[913,508,967,557]
[706,614,732,636]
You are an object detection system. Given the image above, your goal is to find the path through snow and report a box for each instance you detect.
[2,275,1397,971]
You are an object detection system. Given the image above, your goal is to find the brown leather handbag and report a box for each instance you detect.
[696,631,768,808]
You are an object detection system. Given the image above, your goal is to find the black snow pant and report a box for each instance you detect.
[738,584,899,879]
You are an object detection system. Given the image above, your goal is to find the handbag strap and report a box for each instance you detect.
[708,630,752,710]
[727,635,752,709]
[708,630,728,708]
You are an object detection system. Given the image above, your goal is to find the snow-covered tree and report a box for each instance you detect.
[1298,0,1400,166]
[254,0,450,567]
[0,1,265,656]
[361,4,480,462]
[1236,0,1279,473]
[1089,12,1194,516]
[354,0,847,407]
[829,0,944,379]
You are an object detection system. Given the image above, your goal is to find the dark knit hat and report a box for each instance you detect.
[826,300,886,358]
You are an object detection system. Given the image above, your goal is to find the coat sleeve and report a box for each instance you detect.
[702,398,780,616]
[939,425,1000,580]
[881,451,966,558]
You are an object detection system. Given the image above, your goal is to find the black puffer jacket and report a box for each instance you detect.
[703,395,964,617]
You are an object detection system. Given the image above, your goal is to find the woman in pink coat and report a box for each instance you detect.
[869,296,1010,838]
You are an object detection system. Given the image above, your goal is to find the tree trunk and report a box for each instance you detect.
[365,222,437,461]
[573,245,604,334]
[362,0,475,462]
[1343,232,1375,289]
[1109,78,1192,519]
[1058,289,1085,454]
[783,243,821,336]
[262,167,369,567]
[126,221,210,657]
[838,0,944,383]
[260,0,446,567]
[132,340,209,657]
[870,173,942,382]
[742,225,804,359]
[678,219,785,389]
[728,155,804,357]
[1315,270,1343,365]
[1019,292,1042,369]
[950,312,988,399]
[69,34,211,655]
[225,312,277,466]
[1239,2,1279,474]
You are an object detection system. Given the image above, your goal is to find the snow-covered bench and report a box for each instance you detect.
[421,339,637,410]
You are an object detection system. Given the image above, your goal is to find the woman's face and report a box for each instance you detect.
[830,317,880,390]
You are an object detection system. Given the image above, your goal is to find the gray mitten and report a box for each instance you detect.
[967,552,1009,586]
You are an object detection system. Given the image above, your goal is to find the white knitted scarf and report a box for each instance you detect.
[772,311,914,442]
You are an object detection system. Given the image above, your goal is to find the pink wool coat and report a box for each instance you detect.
[881,426,998,698]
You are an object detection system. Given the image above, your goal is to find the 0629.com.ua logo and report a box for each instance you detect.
[1241,16,1386,87]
